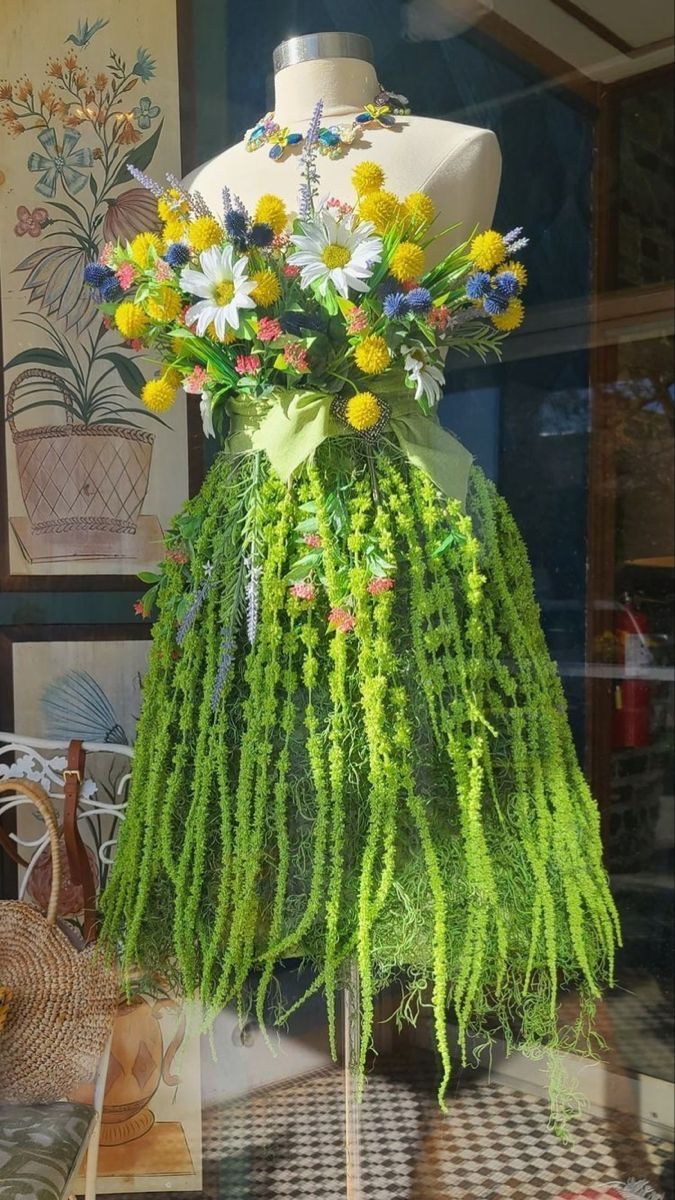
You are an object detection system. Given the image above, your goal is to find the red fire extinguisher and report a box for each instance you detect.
[612,592,652,748]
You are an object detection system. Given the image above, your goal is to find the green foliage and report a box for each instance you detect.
[101,443,620,1133]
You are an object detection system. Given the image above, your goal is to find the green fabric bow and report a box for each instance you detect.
[224,385,473,507]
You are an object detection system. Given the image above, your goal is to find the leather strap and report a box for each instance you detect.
[63,739,98,944]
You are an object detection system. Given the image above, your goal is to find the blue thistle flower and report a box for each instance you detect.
[84,262,113,288]
[494,271,520,299]
[225,209,249,245]
[249,222,274,248]
[465,270,491,301]
[482,287,509,316]
[99,276,123,302]
[383,292,410,319]
[164,242,190,268]
[406,286,432,313]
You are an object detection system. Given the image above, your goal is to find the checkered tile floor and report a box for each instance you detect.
[199,1057,673,1200]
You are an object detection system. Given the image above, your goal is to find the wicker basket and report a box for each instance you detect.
[0,778,118,1103]
[7,367,153,536]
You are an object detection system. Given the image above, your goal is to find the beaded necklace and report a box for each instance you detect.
[245,88,410,161]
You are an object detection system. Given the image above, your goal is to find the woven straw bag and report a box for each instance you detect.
[0,777,119,1103]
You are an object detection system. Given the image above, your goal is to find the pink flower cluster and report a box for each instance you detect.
[303,533,322,548]
[115,262,137,291]
[282,264,300,278]
[427,305,451,333]
[290,581,316,601]
[183,364,208,394]
[235,354,261,376]
[284,343,309,372]
[367,577,395,595]
[165,547,189,564]
[326,197,353,217]
[346,306,369,334]
[328,607,355,633]
[154,259,173,282]
[257,316,282,342]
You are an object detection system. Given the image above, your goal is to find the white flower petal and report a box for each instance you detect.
[200,245,227,281]
[180,268,213,298]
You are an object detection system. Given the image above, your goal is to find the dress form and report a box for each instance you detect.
[184,33,502,267]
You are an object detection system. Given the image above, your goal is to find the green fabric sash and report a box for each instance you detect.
[224,385,473,506]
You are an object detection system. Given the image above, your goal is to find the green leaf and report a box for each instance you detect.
[89,174,99,199]
[4,346,70,371]
[99,351,146,398]
[109,119,164,190]
[294,517,319,534]
[138,570,160,583]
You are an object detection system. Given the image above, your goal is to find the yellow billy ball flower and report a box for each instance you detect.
[141,368,181,413]
[115,301,149,340]
[157,188,190,222]
[389,241,425,282]
[128,231,163,269]
[253,194,287,235]
[145,285,182,323]
[470,229,507,270]
[491,297,525,332]
[403,191,435,229]
[354,334,391,375]
[206,322,237,343]
[358,189,402,234]
[162,215,187,244]
[345,391,382,431]
[250,268,281,306]
[187,215,223,253]
[352,160,385,195]
[500,258,527,287]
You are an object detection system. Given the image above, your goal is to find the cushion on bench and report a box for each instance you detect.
[0,1102,95,1200]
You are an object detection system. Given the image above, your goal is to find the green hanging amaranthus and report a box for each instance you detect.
[102,440,620,1130]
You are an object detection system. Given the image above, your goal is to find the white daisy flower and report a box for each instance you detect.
[180,244,255,338]
[402,344,445,406]
[288,210,382,299]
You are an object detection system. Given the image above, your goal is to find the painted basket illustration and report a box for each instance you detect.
[7,367,153,536]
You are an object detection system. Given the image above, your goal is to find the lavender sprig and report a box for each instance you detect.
[297,98,323,218]
[176,578,209,645]
[232,194,251,224]
[211,627,236,711]
[244,554,263,644]
[222,185,232,217]
[127,164,163,196]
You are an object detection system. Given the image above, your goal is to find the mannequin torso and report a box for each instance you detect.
[184,56,502,267]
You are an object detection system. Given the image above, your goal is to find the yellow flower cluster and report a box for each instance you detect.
[129,232,162,269]
[250,268,281,306]
[157,188,190,222]
[187,216,223,253]
[390,241,425,282]
[345,391,382,431]
[115,301,148,340]
[470,230,506,271]
[491,297,524,331]
[354,334,390,375]
[145,285,182,323]
[351,163,436,239]
[254,194,287,235]
[142,368,181,413]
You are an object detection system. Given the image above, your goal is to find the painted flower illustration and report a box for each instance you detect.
[14,204,49,237]
[132,47,156,83]
[27,127,93,197]
[133,96,160,129]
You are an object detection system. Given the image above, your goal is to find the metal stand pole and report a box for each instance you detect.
[344,957,363,1199]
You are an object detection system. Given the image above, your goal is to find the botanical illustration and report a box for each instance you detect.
[0,9,185,572]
